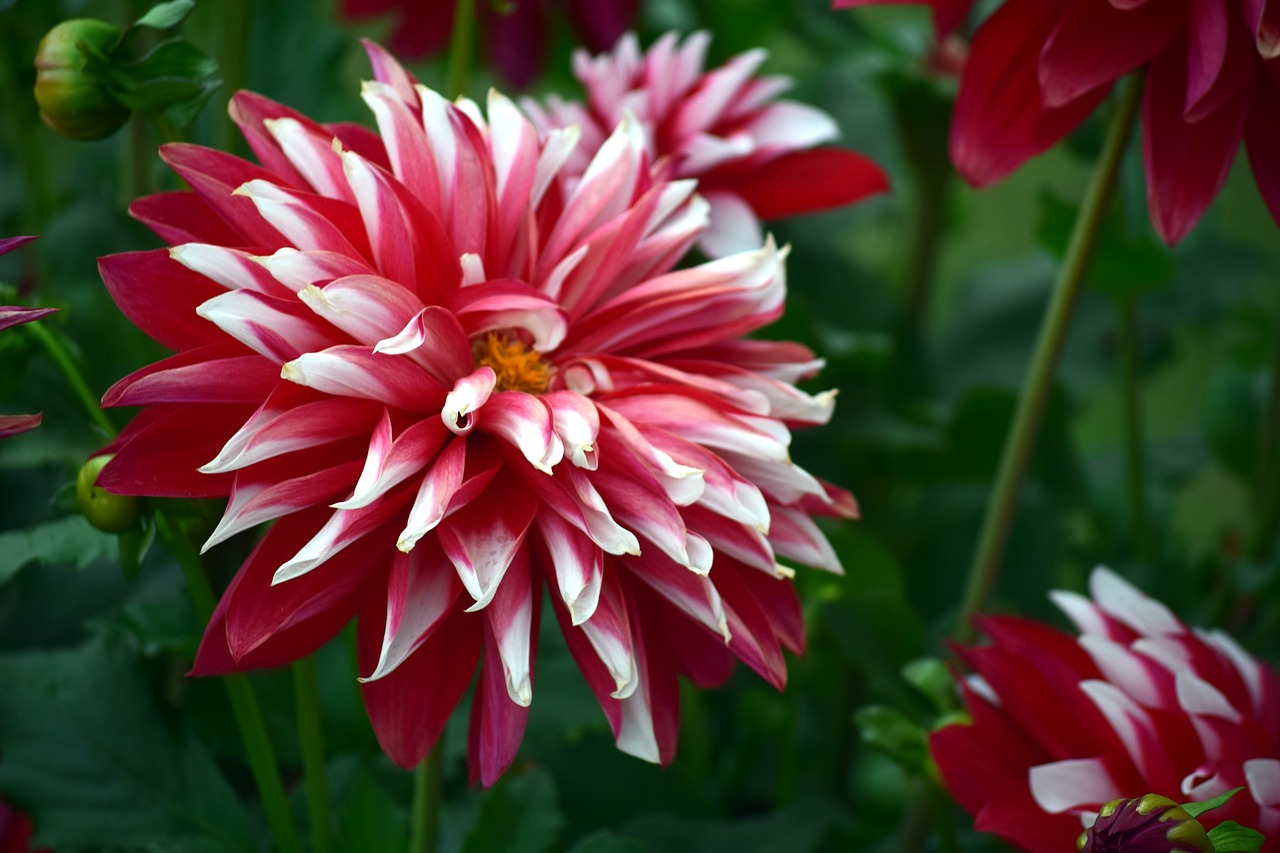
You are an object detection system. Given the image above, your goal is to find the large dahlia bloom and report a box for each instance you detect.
[0,236,55,438]
[96,43,856,783]
[341,0,637,88]
[523,32,889,257]
[932,567,1280,852]
[834,0,1280,244]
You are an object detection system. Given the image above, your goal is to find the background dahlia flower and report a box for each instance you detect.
[523,31,890,257]
[932,567,1280,852]
[0,236,54,438]
[834,0,1280,244]
[95,41,856,785]
[341,0,637,88]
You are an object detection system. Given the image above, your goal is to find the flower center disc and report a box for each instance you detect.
[473,332,552,394]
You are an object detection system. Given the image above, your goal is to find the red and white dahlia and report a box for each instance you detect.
[834,0,1280,243]
[523,31,889,257]
[96,42,856,784]
[932,567,1280,852]
[0,236,55,438]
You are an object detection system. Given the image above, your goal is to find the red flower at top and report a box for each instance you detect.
[96,43,857,785]
[341,0,637,88]
[835,0,1280,244]
[523,32,889,257]
[932,567,1280,853]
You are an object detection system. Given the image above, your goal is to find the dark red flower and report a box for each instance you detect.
[340,0,638,87]
[0,236,54,438]
[835,0,1280,243]
[931,567,1280,853]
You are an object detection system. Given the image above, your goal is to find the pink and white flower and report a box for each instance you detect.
[932,567,1280,852]
[96,42,857,784]
[523,31,889,257]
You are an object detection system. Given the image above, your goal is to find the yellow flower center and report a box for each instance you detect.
[473,332,552,394]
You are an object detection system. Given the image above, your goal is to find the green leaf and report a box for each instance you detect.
[854,705,928,772]
[0,515,117,587]
[1202,364,1264,482]
[106,38,220,124]
[132,0,197,31]
[565,830,650,853]
[118,514,157,581]
[0,641,256,852]
[1036,191,1173,301]
[902,658,958,714]
[1207,821,1265,853]
[335,770,407,853]
[460,770,563,853]
[1183,787,1243,818]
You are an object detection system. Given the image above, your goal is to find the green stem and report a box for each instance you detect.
[408,739,446,853]
[124,114,150,202]
[1118,297,1152,563]
[444,0,476,98]
[957,76,1144,638]
[156,514,303,853]
[24,320,117,437]
[218,0,253,154]
[293,657,333,853]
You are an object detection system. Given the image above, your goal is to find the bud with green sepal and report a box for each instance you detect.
[76,455,140,534]
[1077,789,1265,853]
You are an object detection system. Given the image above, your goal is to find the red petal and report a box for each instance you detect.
[1246,62,1280,229]
[96,405,251,497]
[129,191,244,246]
[719,148,889,221]
[0,414,43,437]
[158,144,289,249]
[567,0,637,51]
[99,250,228,352]
[485,0,546,89]
[102,343,276,407]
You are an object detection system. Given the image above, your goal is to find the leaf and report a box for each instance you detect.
[107,39,220,125]
[622,798,845,853]
[1183,787,1244,818]
[1202,364,1264,482]
[1207,820,1265,853]
[565,831,651,853]
[335,769,407,853]
[902,658,958,714]
[0,515,117,587]
[0,641,256,852]
[460,770,563,853]
[132,0,197,30]
[854,705,928,772]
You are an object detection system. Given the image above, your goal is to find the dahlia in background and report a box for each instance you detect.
[834,0,1280,243]
[96,41,857,784]
[0,799,49,853]
[0,236,54,438]
[341,0,637,87]
[523,32,889,257]
[931,567,1280,852]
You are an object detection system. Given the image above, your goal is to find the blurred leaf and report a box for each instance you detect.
[0,640,255,852]
[1184,787,1243,818]
[1207,821,1265,853]
[565,830,651,853]
[118,514,157,581]
[854,705,928,772]
[335,765,408,853]
[0,514,117,587]
[1037,192,1173,301]
[622,798,844,853]
[1202,363,1264,482]
[108,38,220,124]
[460,769,563,853]
[901,658,957,713]
[133,0,197,31]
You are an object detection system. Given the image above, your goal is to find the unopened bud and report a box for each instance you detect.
[1078,794,1213,853]
[77,454,139,533]
[34,19,129,140]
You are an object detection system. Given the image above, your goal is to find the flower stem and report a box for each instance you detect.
[445,0,476,98]
[293,657,333,853]
[218,0,253,154]
[1118,297,1152,563]
[156,514,303,853]
[956,76,1143,638]
[408,739,446,853]
[23,320,116,437]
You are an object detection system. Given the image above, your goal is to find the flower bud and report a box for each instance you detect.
[1077,794,1214,853]
[34,19,129,140]
[77,454,139,533]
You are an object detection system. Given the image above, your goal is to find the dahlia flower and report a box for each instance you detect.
[340,0,637,88]
[931,567,1280,852]
[522,32,889,257]
[834,0,1280,244]
[96,42,856,784]
[1076,794,1213,853]
[0,236,54,438]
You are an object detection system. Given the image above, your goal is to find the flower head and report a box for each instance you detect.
[97,42,857,784]
[524,31,889,257]
[835,0,1280,243]
[931,567,1280,852]
[340,0,637,88]
[0,236,55,438]
[1077,794,1213,853]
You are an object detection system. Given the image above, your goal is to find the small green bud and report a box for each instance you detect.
[1077,794,1213,853]
[34,19,129,140]
[77,454,139,533]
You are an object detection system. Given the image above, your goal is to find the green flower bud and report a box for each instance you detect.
[1077,794,1214,853]
[77,454,139,533]
[34,19,129,140]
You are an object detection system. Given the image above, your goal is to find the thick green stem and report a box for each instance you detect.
[445,0,476,98]
[408,739,446,853]
[218,0,253,153]
[1118,297,1152,562]
[957,76,1143,638]
[156,515,303,853]
[24,320,117,437]
[293,657,333,853]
